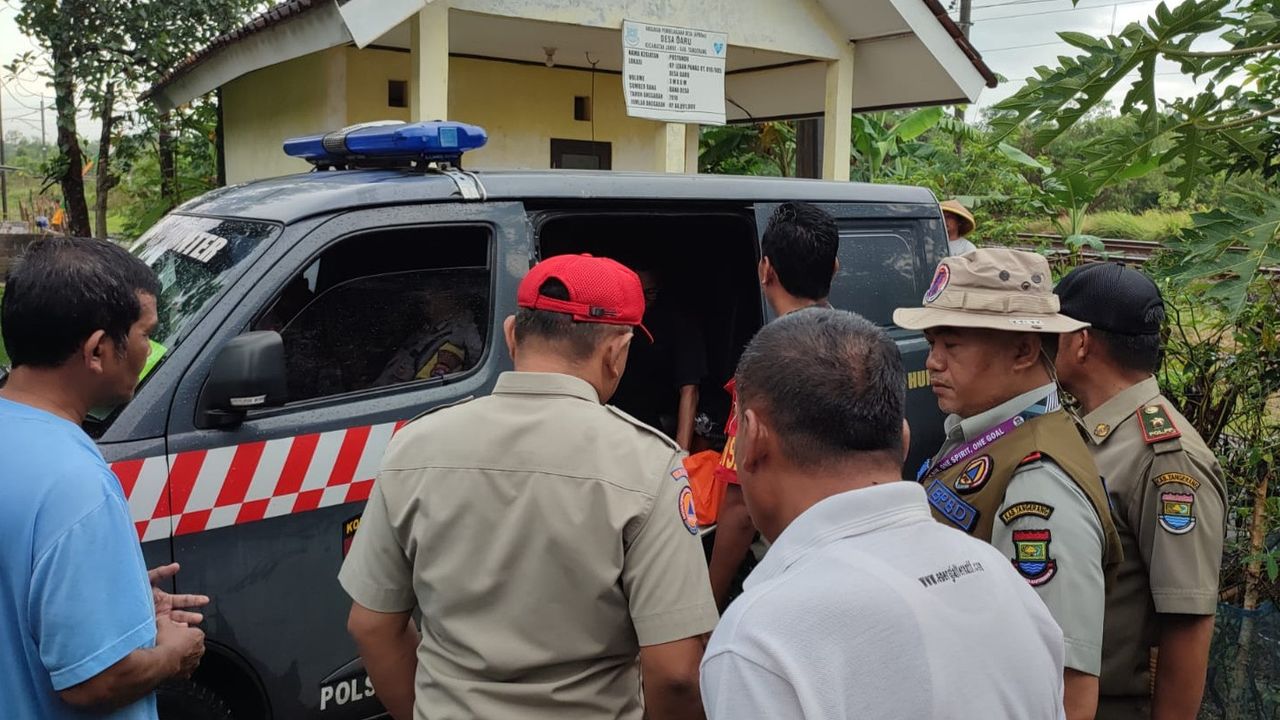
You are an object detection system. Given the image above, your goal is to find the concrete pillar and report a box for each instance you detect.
[684,124,700,173]
[822,43,854,181]
[655,122,688,173]
[795,118,824,179]
[410,3,449,122]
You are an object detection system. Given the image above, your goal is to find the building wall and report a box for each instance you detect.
[224,49,670,180]
[448,56,658,171]
[345,47,412,125]
[452,0,845,60]
[223,48,348,184]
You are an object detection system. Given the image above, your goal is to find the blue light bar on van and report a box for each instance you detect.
[283,120,487,167]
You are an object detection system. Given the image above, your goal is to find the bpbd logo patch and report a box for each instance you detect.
[926,479,977,532]
[1011,528,1057,586]
[954,455,992,494]
[1158,491,1196,534]
[678,486,699,535]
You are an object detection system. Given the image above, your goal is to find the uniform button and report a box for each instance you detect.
[1094,423,1110,437]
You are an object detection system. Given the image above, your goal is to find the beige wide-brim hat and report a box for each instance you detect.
[893,248,1089,334]
[940,200,976,237]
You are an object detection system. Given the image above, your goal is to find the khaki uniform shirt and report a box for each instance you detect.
[1081,377,1226,718]
[938,384,1107,675]
[339,372,719,720]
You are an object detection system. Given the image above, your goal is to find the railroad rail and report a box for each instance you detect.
[1012,232,1279,277]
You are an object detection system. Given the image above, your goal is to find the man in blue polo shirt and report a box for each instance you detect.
[0,237,207,718]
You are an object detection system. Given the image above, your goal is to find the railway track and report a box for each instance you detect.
[1012,232,1280,277]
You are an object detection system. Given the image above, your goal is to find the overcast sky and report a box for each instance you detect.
[0,0,1233,143]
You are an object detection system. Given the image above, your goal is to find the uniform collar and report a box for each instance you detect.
[944,383,1058,444]
[1080,375,1161,445]
[744,482,933,591]
[493,371,601,403]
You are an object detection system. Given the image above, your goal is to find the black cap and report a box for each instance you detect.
[1054,262,1164,335]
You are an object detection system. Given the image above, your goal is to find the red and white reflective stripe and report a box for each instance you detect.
[110,419,410,541]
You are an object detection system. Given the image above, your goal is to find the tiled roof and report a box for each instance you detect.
[147,0,324,98]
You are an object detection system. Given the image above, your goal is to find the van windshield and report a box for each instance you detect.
[132,214,279,381]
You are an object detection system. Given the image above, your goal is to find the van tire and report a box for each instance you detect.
[157,680,235,720]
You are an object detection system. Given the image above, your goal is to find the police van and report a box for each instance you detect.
[46,121,951,718]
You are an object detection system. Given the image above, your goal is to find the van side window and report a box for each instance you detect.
[253,225,491,403]
[830,229,918,326]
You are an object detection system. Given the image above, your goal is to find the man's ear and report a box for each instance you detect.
[738,406,771,474]
[901,418,912,463]
[1011,333,1042,372]
[832,256,840,283]
[1074,329,1093,365]
[503,316,517,362]
[82,330,109,375]
[758,257,773,287]
[604,330,634,379]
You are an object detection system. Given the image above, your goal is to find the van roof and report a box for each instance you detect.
[176,169,940,224]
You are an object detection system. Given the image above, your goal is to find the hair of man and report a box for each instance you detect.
[1088,320,1164,375]
[513,278,630,361]
[2,236,161,369]
[760,201,839,301]
[736,307,905,467]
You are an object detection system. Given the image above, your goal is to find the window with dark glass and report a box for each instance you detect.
[254,225,490,403]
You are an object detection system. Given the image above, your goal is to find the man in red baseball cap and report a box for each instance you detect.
[341,254,717,720]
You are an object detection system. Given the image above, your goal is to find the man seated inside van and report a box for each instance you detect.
[375,292,484,386]
[610,266,708,450]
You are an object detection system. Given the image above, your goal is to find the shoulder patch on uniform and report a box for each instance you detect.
[1158,491,1196,534]
[1010,529,1058,586]
[999,502,1055,525]
[403,395,476,426]
[1153,471,1201,491]
[1138,404,1182,445]
[605,404,681,451]
[954,455,993,494]
[926,479,979,532]
[678,486,699,535]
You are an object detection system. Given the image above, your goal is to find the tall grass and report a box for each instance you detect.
[1024,210,1192,242]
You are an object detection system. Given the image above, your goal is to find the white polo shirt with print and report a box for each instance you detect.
[700,482,1066,720]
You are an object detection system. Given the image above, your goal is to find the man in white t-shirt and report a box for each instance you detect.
[700,307,1066,720]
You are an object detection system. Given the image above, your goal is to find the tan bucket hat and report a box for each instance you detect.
[940,200,976,237]
[893,248,1089,333]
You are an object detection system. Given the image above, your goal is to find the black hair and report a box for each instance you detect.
[514,279,627,360]
[736,307,905,465]
[1091,309,1165,373]
[760,202,839,301]
[2,236,160,368]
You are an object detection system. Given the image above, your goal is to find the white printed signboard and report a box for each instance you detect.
[622,20,727,126]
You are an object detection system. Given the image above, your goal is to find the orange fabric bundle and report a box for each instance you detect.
[683,450,725,527]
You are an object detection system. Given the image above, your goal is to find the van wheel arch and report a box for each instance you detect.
[162,641,271,720]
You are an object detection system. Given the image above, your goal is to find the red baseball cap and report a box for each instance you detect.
[517,254,652,340]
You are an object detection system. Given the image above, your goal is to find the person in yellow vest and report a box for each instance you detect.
[940,199,977,255]
[894,248,1121,720]
[1053,262,1226,720]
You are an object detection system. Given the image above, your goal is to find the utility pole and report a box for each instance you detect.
[40,96,47,163]
[1,77,8,221]
[954,0,973,155]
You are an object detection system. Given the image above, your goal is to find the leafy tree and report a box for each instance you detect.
[6,0,264,237]
[700,122,796,176]
[992,2,1280,711]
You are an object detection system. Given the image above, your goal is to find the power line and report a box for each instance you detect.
[978,0,1160,22]
[973,0,1075,11]
[2,83,40,113]
[984,39,1071,53]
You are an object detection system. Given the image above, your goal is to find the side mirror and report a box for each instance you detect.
[198,331,288,429]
